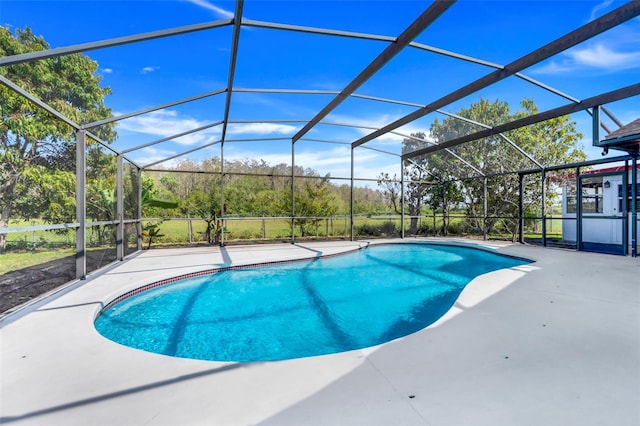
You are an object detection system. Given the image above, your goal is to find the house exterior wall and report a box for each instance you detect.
[562,173,639,246]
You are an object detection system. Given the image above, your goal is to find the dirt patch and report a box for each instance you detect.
[0,250,117,314]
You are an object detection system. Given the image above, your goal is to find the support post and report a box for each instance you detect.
[592,105,601,145]
[622,160,629,256]
[137,167,143,251]
[350,147,354,241]
[576,167,582,251]
[631,156,638,257]
[291,140,295,244]
[541,169,547,247]
[75,130,87,280]
[116,154,124,260]
[442,183,447,237]
[518,173,524,244]
[483,176,488,240]
[400,160,405,238]
[220,143,225,246]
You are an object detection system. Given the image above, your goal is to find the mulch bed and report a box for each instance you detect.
[0,250,117,314]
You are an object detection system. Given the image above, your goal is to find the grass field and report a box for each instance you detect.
[2,214,563,274]
[0,248,75,275]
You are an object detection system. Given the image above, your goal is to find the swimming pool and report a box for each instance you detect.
[95,243,530,362]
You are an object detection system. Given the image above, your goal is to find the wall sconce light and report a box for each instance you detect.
[604,180,610,188]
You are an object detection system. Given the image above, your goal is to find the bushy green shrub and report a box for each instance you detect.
[232,229,262,240]
[355,221,398,237]
[417,222,435,235]
[448,222,463,235]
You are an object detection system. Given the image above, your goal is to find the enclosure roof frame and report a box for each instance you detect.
[352,1,640,148]
[0,1,639,175]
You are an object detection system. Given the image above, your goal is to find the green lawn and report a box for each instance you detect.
[0,248,74,275]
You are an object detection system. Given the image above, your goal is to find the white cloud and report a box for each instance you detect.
[101,68,113,74]
[327,112,394,130]
[224,145,353,169]
[353,150,400,180]
[141,66,160,75]
[184,0,234,19]
[532,41,640,75]
[131,146,181,168]
[116,109,219,146]
[227,122,299,136]
[567,43,640,69]
[323,112,428,146]
[223,144,393,180]
[116,110,309,148]
[530,60,574,75]
[589,0,614,22]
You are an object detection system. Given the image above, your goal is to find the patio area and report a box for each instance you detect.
[1,239,638,426]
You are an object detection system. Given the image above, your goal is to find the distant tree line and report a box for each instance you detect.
[145,158,391,238]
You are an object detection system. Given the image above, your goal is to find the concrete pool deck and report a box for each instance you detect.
[1,238,638,425]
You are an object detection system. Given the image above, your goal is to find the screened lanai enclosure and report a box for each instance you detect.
[1,0,639,286]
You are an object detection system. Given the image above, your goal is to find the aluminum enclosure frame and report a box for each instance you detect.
[1,0,640,271]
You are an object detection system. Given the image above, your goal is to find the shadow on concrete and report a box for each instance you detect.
[36,301,104,312]
[0,362,255,424]
[293,243,324,257]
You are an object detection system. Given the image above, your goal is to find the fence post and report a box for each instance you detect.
[31,221,36,250]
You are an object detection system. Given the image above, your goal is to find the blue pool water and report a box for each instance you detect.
[95,243,529,362]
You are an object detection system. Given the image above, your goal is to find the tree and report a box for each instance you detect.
[0,26,116,252]
[427,98,585,237]
[334,184,385,215]
[184,190,224,244]
[377,132,451,235]
[19,166,76,225]
[276,175,338,237]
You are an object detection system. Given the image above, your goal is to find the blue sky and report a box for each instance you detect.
[2,0,639,183]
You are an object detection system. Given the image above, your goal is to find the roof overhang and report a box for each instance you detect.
[595,117,640,155]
